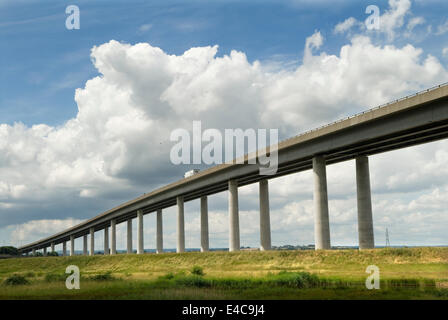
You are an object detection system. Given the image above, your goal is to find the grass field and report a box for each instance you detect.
[0,247,447,300]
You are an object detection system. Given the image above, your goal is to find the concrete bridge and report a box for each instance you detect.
[18,83,448,256]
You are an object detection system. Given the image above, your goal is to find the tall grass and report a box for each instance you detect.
[155,271,435,291]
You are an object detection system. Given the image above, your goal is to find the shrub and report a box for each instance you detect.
[3,275,30,286]
[0,246,19,255]
[46,252,59,257]
[191,266,205,276]
[434,289,448,298]
[159,272,175,280]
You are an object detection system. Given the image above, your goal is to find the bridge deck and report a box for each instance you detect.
[18,83,448,252]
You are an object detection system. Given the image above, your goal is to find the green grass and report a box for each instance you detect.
[0,247,446,299]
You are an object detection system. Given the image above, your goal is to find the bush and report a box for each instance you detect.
[3,275,30,286]
[34,252,43,257]
[159,272,175,280]
[0,246,19,255]
[46,252,59,257]
[191,266,205,276]
[434,289,448,298]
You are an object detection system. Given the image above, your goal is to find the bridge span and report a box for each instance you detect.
[18,83,448,255]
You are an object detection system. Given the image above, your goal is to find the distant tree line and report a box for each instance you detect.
[0,246,19,255]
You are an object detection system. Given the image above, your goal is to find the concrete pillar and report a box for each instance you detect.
[51,242,55,253]
[70,235,75,256]
[83,235,88,255]
[313,156,331,250]
[104,226,109,255]
[259,179,272,251]
[43,247,47,256]
[156,209,163,254]
[177,196,185,253]
[356,156,375,249]
[111,220,117,255]
[62,241,67,256]
[90,227,95,256]
[137,210,144,254]
[228,179,240,252]
[127,219,133,254]
[32,248,36,256]
[200,196,209,252]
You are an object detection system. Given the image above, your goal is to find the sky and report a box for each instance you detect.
[1,0,448,250]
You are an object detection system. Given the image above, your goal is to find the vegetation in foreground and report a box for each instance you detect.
[0,247,446,300]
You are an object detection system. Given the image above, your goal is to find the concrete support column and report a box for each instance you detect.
[70,235,75,256]
[200,196,209,252]
[62,242,67,256]
[137,210,144,254]
[313,156,331,250]
[83,235,88,255]
[111,220,117,255]
[32,248,36,256]
[127,219,133,254]
[259,179,272,251]
[156,209,163,254]
[51,242,55,253]
[228,180,240,252]
[104,226,109,255]
[90,227,95,256]
[356,156,375,249]
[177,196,185,253]
[43,247,47,256]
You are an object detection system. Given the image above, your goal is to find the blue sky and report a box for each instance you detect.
[1,0,448,249]
[3,0,448,127]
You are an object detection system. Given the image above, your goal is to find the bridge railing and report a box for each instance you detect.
[283,82,448,144]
